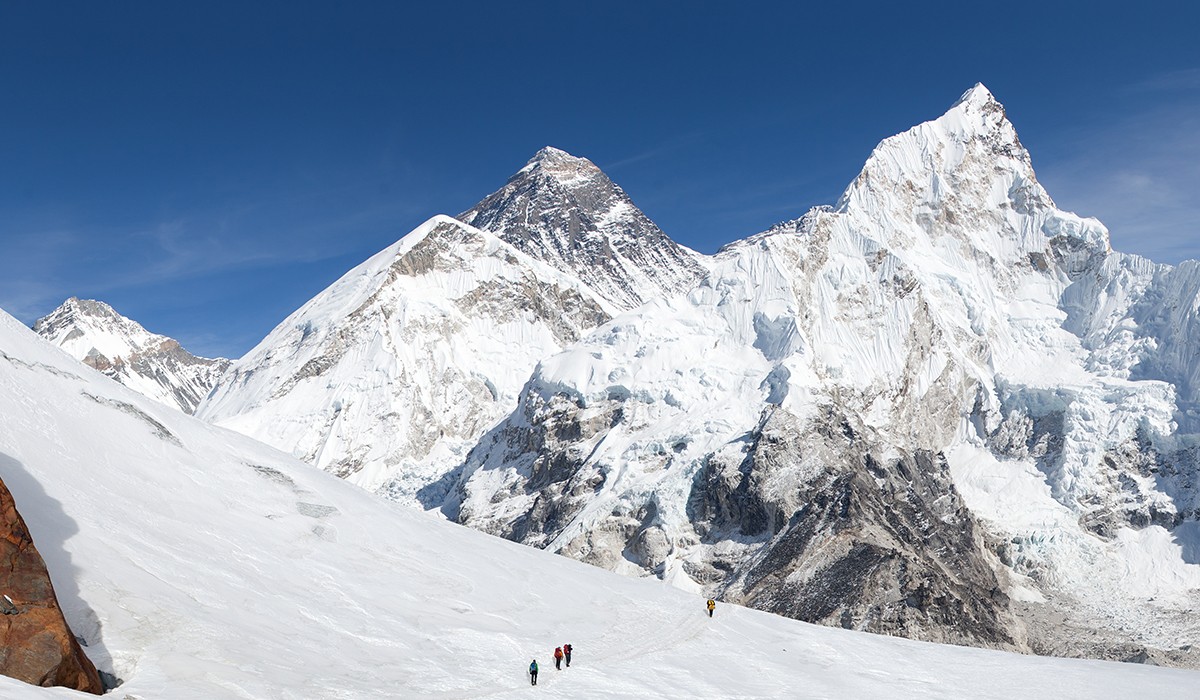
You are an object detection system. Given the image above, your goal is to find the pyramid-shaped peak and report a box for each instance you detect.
[952,83,998,109]
[459,146,707,311]
[531,145,576,162]
[519,146,603,181]
[44,297,119,324]
[835,82,1049,218]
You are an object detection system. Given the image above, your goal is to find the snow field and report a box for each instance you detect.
[2,308,1199,698]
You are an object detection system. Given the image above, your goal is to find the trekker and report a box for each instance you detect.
[563,643,572,667]
[707,598,716,617]
[554,646,564,670]
[529,659,538,686]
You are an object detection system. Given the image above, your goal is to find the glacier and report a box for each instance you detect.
[1,298,1197,698]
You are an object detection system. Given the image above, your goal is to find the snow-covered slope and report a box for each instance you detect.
[439,85,1200,661]
[459,146,708,310]
[196,215,613,501]
[33,297,229,414]
[1,305,1197,699]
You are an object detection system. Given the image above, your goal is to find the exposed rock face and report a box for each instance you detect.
[34,297,230,414]
[0,477,102,694]
[696,408,1020,648]
[459,146,708,310]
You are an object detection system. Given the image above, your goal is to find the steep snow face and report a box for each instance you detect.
[1061,253,1200,431]
[1,306,1195,699]
[196,215,612,501]
[443,85,1200,660]
[459,146,709,310]
[33,297,229,414]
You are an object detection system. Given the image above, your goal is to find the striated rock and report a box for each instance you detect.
[459,146,708,311]
[0,477,102,694]
[701,408,1022,649]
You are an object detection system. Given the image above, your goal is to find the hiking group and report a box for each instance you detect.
[528,599,713,686]
[529,643,572,686]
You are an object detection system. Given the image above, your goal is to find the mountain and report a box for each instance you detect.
[458,146,708,310]
[0,303,1196,698]
[196,215,614,501]
[33,297,229,415]
[436,85,1200,662]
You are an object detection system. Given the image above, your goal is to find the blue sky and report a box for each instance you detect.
[2,2,1197,358]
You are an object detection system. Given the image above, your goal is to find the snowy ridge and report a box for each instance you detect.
[459,146,709,310]
[2,304,1196,698]
[33,297,229,414]
[440,85,1200,661]
[197,215,613,500]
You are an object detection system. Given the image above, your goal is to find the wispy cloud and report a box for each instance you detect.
[599,131,709,172]
[0,191,426,327]
[1035,69,1200,265]
[1124,67,1200,94]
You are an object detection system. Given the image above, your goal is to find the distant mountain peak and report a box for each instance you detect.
[58,296,120,322]
[34,298,229,414]
[459,147,708,310]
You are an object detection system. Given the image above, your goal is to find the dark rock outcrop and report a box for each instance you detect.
[693,408,1022,649]
[459,146,707,311]
[0,478,103,694]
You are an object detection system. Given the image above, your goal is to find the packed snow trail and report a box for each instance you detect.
[0,308,1196,698]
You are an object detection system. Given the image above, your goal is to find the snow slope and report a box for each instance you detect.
[33,297,229,414]
[1,306,1197,699]
[196,215,613,501]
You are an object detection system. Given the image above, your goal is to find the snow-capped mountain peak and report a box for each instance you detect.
[33,297,229,414]
[458,146,708,310]
[835,81,1111,267]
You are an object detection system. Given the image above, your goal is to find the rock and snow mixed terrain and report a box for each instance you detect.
[1,305,1197,698]
[35,84,1200,668]
[459,146,708,311]
[34,297,229,415]
[438,86,1200,660]
[197,216,615,498]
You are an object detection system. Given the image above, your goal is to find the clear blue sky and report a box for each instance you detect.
[2,2,1197,358]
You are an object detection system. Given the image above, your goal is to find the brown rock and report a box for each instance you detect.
[0,477,103,694]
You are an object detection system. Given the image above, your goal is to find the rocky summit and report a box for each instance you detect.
[459,146,708,311]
